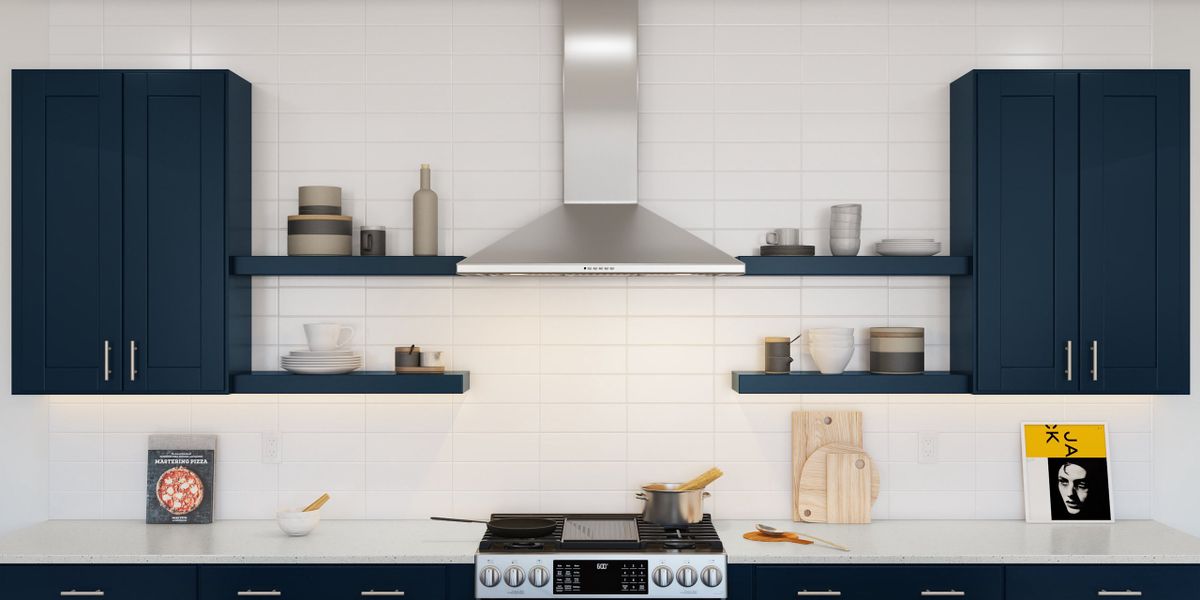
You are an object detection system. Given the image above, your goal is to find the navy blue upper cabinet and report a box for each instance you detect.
[951,70,1189,395]
[12,70,251,395]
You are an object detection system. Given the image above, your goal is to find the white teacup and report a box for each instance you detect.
[420,350,444,368]
[304,323,354,351]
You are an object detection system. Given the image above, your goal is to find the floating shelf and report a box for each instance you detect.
[230,256,464,276]
[732,371,970,394]
[738,256,970,276]
[232,371,470,394]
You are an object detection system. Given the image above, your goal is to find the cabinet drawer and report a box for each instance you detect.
[3,565,196,600]
[1006,565,1200,600]
[756,566,1002,600]
[199,566,446,600]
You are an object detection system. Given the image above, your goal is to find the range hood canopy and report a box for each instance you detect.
[456,0,744,276]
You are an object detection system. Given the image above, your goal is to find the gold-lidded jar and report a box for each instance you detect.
[869,327,924,374]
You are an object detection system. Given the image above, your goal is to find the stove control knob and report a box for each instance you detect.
[479,566,501,588]
[529,566,550,588]
[504,566,526,587]
[701,566,723,587]
[676,566,698,588]
[652,566,674,587]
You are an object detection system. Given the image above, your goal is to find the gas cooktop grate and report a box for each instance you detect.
[478,513,723,553]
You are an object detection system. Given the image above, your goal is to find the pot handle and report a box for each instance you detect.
[635,492,647,501]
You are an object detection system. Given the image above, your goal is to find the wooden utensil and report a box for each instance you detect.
[743,531,813,545]
[303,493,330,512]
[792,411,862,521]
[755,524,849,552]
[677,467,724,491]
[825,453,873,524]
[795,443,879,522]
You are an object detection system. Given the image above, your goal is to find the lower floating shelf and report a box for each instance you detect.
[732,371,970,394]
[232,371,470,394]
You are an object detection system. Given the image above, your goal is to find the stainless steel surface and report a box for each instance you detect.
[700,566,723,588]
[1065,340,1073,381]
[652,566,673,588]
[562,518,639,542]
[129,340,137,382]
[103,340,111,382]
[675,566,697,588]
[236,592,281,598]
[563,0,637,205]
[1091,339,1099,381]
[480,566,501,588]
[796,592,841,598]
[60,592,104,597]
[476,553,726,599]
[635,484,710,528]
[1097,593,1142,598]
[529,566,550,588]
[921,592,965,597]
[455,0,744,277]
[505,566,526,587]
[360,592,405,597]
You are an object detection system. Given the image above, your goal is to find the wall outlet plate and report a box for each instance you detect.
[262,432,281,464]
[918,431,939,464]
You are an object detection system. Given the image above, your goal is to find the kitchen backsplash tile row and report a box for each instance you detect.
[39,0,1157,521]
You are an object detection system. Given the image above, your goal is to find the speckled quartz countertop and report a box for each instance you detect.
[0,519,1198,564]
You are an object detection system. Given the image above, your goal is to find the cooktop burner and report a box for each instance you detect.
[478,513,723,553]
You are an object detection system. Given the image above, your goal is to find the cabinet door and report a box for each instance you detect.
[1007,565,1200,600]
[122,72,227,393]
[755,565,1002,600]
[1079,71,1189,394]
[12,70,124,394]
[199,566,447,600]
[5,565,196,600]
[975,72,1080,393]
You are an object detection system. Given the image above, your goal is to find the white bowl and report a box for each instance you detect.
[809,328,853,336]
[277,508,321,536]
[809,344,854,374]
[830,238,861,256]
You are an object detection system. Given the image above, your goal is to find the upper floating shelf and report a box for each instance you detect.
[732,371,970,394]
[737,256,970,276]
[230,256,464,276]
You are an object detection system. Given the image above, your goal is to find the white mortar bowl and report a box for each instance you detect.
[276,508,321,536]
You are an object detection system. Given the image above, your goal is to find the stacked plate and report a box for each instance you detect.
[281,350,362,375]
[876,238,941,256]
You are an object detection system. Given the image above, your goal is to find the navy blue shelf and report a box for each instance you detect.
[232,371,470,394]
[230,256,464,276]
[732,371,970,394]
[738,256,970,276]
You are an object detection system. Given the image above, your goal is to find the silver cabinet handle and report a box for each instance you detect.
[60,591,104,597]
[1098,592,1142,598]
[797,592,841,597]
[103,340,112,382]
[923,591,965,597]
[237,592,281,597]
[129,340,138,382]
[361,592,405,597]
[1064,340,1073,381]
[1090,339,1099,381]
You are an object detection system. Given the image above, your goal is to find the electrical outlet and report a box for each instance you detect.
[918,431,939,464]
[262,432,280,464]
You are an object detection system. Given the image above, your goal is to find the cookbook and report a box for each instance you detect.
[146,434,216,524]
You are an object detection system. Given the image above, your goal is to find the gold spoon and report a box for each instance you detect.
[756,523,850,552]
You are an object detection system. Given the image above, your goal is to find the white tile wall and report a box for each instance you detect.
[41,0,1158,520]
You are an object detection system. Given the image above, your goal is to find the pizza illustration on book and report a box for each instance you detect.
[156,466,205,515]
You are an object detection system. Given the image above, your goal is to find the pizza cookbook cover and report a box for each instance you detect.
[146,434,216,524]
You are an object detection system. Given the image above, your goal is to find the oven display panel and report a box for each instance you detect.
[553,560,648,595]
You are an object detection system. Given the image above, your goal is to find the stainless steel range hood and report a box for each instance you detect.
[456,0,744,276]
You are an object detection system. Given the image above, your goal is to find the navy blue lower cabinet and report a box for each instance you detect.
[728,564,754,600]
[2,565,197,600]
[755,565,1003,600]
[1006,565,1200,600]
[198,565,448,600]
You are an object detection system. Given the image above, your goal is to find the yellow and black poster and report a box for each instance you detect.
[1021,423,1113,523]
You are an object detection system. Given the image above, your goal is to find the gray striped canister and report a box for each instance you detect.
[298,185,342,215]
[869,327,924,374]
[287,215,353,256]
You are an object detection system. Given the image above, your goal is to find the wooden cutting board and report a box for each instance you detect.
[795,442,879,523]
[825,452,873,524]
[792,411,862,521]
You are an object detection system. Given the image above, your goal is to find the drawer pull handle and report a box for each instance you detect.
[1098,592,1142,598]
[60,591,104,597]
[237,591,282,597]
[361,592,405,597]
[922,592,965,597]
[797,592,841,597]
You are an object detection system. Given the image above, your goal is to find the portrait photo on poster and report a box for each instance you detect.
[1020,422,1114,523]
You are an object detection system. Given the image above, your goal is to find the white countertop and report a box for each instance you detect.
[0,519,1198,564]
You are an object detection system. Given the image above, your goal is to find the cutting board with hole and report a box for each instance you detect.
[792,411,862,521]
[795,442,879,523]
[825,452,873,524]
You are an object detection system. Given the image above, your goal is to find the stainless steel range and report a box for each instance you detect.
[474,514,727,599]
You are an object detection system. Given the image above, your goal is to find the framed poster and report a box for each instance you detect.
[1021,423,1113,523]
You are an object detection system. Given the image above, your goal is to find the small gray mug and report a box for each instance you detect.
[361,226,387,256]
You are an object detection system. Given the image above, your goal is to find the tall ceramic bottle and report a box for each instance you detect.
[412,163,438,256]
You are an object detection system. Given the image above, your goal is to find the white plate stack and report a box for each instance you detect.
[875,238,942,256]
[805,327,855,375]
[281,350,362,375]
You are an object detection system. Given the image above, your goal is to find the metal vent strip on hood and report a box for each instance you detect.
[456,0,744,276]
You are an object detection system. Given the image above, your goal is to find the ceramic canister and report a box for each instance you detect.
[298,186,342,215]
[764,336,794,374]
[287,215,352,256]
[869,327,924,374]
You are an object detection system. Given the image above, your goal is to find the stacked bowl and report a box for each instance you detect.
[805,327,855,374]
[829,204,862,256]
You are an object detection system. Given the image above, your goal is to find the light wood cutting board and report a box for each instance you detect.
[795,442,880,522]
[792,411,863,521]
[825,452,873,524]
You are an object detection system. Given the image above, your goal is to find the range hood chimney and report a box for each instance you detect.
[455,0,745,276]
